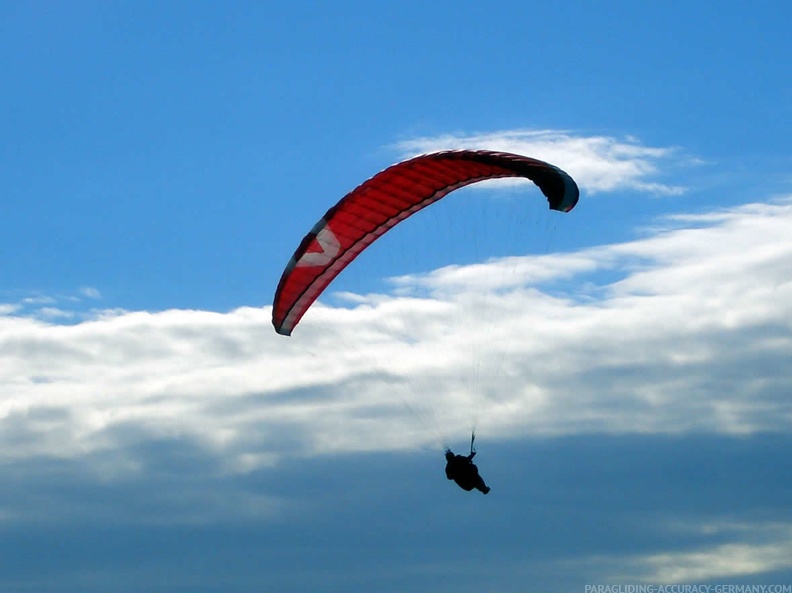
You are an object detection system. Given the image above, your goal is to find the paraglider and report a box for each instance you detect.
[271,149,579,493]
[445,433,490,494]
[272,149,579,336]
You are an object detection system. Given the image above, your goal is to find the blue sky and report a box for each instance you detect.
[2,2,792,592]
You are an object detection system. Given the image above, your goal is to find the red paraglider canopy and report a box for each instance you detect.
[272,149,579,336]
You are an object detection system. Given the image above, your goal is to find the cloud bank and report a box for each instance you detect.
[3,199,790,473]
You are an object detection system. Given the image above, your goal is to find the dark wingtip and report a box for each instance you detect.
[272,320,293,336]
[548,169,580,213]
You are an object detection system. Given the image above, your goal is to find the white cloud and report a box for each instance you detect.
[80,286,102,299]
[642,539,792,583]
[1,199,791,474]
[611,522,792,583]
[0,304,19,315]
[5,288,103,320]
[36,307,75,319]
[394,129,689,195]
[22,296,56,305]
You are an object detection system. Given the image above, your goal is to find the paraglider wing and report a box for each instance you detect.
[272,149,579,336]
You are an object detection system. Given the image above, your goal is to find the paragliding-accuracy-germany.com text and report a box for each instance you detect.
[584,586,792,593]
